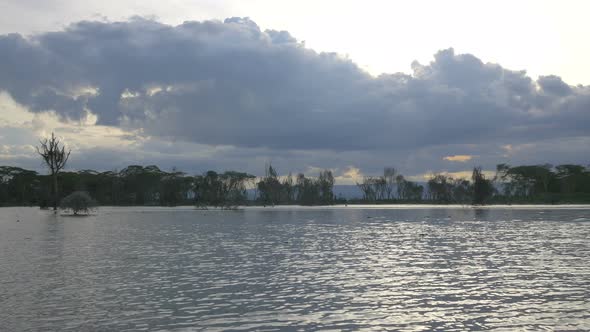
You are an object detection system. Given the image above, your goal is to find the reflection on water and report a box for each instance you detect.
[1,206,589,331]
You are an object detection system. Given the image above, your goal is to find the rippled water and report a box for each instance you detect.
[1,206,590,331]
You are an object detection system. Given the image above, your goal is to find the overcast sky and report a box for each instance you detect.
[0,1,588,183]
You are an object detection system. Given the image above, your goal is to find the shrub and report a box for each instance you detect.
[60,191,98,215]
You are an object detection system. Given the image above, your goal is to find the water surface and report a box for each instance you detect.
[1,206,589,331]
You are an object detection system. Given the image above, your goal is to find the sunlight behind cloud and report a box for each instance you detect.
[0,91,140,166]
[412,170,496,182]
[335,166,364,185]
[443,155,473,162]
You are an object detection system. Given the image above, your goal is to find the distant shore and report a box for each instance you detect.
[5,204,590,210]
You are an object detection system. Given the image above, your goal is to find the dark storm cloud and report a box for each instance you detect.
[0,17,589,156]
[537,75,572,96]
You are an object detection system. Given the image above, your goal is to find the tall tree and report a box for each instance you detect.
[318,169,335,204]
[472,167,494,205]
[396,175,406,200]
[384,167,397,200]
[257,164,282,206]
[282,172,295,203]
[296,173,321,205]
[452,178,472,204]
[36,132,70,210]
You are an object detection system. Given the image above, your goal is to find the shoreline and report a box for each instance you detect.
[4,204,590,211]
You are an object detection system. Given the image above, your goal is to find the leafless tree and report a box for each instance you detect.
[374,176,387,200]
[357,176,377,202]
[396,174,406,199]
[384,167,397,200]
[37,132,70,210]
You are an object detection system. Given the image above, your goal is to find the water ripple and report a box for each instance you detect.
[1,206,589,331]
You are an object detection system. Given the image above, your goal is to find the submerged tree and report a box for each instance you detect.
[36,132,70,211]
[60,191,97,215]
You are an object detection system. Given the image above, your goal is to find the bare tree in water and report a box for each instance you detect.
[37,133,70,210]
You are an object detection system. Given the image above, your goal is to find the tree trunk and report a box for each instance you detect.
[53,173,58,211]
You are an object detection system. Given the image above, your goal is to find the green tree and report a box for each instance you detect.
[318,169,335,204]
[257,164,282,205]
[472,167,494,205]
[427,174,454,203]
[195,171,254,208]
[282,173,295,203]
[555,164,586,194]
[296,173,321,205]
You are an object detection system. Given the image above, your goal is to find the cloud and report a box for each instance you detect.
[0,17,589,178]
[412,170,496,182]
[334,166,363,185]
[443,155,473,162]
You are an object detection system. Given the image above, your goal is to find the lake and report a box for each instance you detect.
[1,206,589,331]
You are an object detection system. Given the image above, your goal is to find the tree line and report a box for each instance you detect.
[0,163,338,208]
[353,164,590,204]
[1,132,589,207]
[492,163,590,203]
[2,162,590,207]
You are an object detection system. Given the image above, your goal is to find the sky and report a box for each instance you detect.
[0,0,589,183]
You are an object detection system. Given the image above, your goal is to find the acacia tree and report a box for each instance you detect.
[194,171,255,209]
[36,132,70,210]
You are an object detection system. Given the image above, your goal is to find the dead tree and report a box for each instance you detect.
[37,133,70,210]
